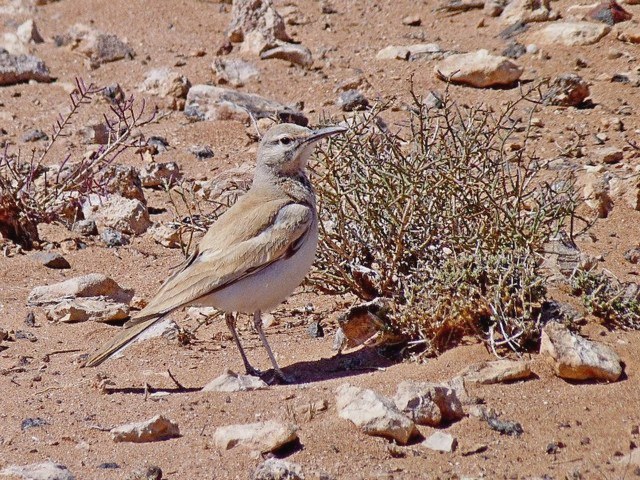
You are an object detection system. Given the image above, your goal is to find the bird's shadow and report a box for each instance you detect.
[104,349,396,394]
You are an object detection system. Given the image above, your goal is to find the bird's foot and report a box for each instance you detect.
[244,365,263,377]
[263,369,295,385]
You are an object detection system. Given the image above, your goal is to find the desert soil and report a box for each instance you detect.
[1,0,640,479]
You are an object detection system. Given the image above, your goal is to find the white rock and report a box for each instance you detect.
[500,0,558,25]
[0,461,75,480]
[540,322,623,382]
[202,369,269,392]
[213,58,259,87]
[213,420,298,452]
[82,194,151,235]
[27,273,132,306]
[139,68,190,109]
[458,359,533,384]
[16,19,44,44]
[44,298,129,323]
[435,49,523,87]
[336,383,417,444]
[394,381,464,426]
[252,458,304,480]
[226,0,291,54]
[376,45,410,60]
[110,415,180,443]
[260,43,313,67]
[532,22,610,46]
[184,85,287,123]
[422,431,457,452]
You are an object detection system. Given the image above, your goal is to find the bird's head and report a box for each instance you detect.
[256,123,347,177]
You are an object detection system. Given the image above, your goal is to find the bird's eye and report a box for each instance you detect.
[279,136,292,145]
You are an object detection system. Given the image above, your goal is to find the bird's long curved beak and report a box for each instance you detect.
[303,126,348,145]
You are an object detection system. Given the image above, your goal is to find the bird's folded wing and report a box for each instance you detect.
[125,202,313,326]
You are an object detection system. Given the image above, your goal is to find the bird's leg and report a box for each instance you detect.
[252,310,292,383]
[225,312,260,376]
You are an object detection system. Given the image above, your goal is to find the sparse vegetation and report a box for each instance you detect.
[311,87,581,355]
[0,79,155,249]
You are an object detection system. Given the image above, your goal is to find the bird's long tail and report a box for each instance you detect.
[84,317,161,367]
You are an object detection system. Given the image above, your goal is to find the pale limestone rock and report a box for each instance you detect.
[459,359,533,384]
[540,322,622,382]
[213,420,298,452]
[45,298,129,323]
[27,273,133,306]
[82,195,151,235]
[139,68,191,109]
[580,171,613,218]
[435,49,523,87]
[0,461,75,480]
[500,0,558,25]
[394,380,464,426]
[213,58,259,87]
[532,22,610,46]
[260,43,313,67]
[422,431,458,452]
[202,369,268,392]
[149,223,183,248]
[16,19,44,44]
[336,383,417,444]
[111,415,180,443]
[226,0,291,54]
[0,50,52,85]
[376,45,410,60]
[610,174,640,210]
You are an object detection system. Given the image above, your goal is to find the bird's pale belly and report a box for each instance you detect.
[195,224,319,314]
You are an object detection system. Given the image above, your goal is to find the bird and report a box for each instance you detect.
[84,122,347,382]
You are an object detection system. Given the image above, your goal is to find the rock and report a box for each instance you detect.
[532,22,610,46]
[202,369,269,392]
[458,359,533,384]
[97,165,146,204]
[260,43,313,67]
[422,431,458,452]
[111,415,180,443]
[434,49,523,87]
[226,0,291,54]
[394,380,464,426]
[439,0,485,11]
[485,0,508,16]
[594,147,623,164]
[0,49,52,86]
[0,461,75,480]
[617,26,640,43]
[610,174,640,210]
[252,458,304,480]
[376,45,410,60]
[401,15,422,26]
[139,68,191,110]
[79,121,109,144]
[32,252,70,269]
[213,420,298,452]
[376,43,444,61]
[335,298,407,351]
[624,247,640,264]
[543,230,598,278]
[540,322,623,382]
[60,24,134,67]
[101,228,130,247]
[502,41,526,59]
[194,164,253,201]
[27,273,133,306]
[139,162,182,189]
[336,90,369,111]
[189,145,215,160]
[149,223,182,248]
[543,73,589,107]
[212,58,259,87]
[17,19,44,44]
[185,85,288,122]
[71,219,98,236]
[44,298,129,323]
[21,129,48,142]
[336,383,417,444]
[110,317,179,359]
[589,0,632,25]
[83,195,151,235]
[500,0,558,25]
[580,171,614,218]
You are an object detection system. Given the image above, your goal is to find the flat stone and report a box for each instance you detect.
[260,43,313,67]
[376,45,410,60]
[394,380,465,426]
[202,369,269,392]
[540,322,623,382]
[184,84,288,122]
[0,49,52,86]
[0,461,75,480]
[594,146,623,164]
[252,459,304,480]
[458,359,533,384]
[213,420,298,452]
[27,273,133,306]
[422,431,458,452]
[532,22,610,46]
[336,383,417,444]
[44,298,129,323]
[111,415,180,443]
[435,49,523,87]
[32,252,70,269]
[213,58,259,87]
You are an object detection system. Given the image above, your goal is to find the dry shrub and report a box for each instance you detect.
[311,88,580,355]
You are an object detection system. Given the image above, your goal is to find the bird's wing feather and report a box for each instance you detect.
[126,201,313,325]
